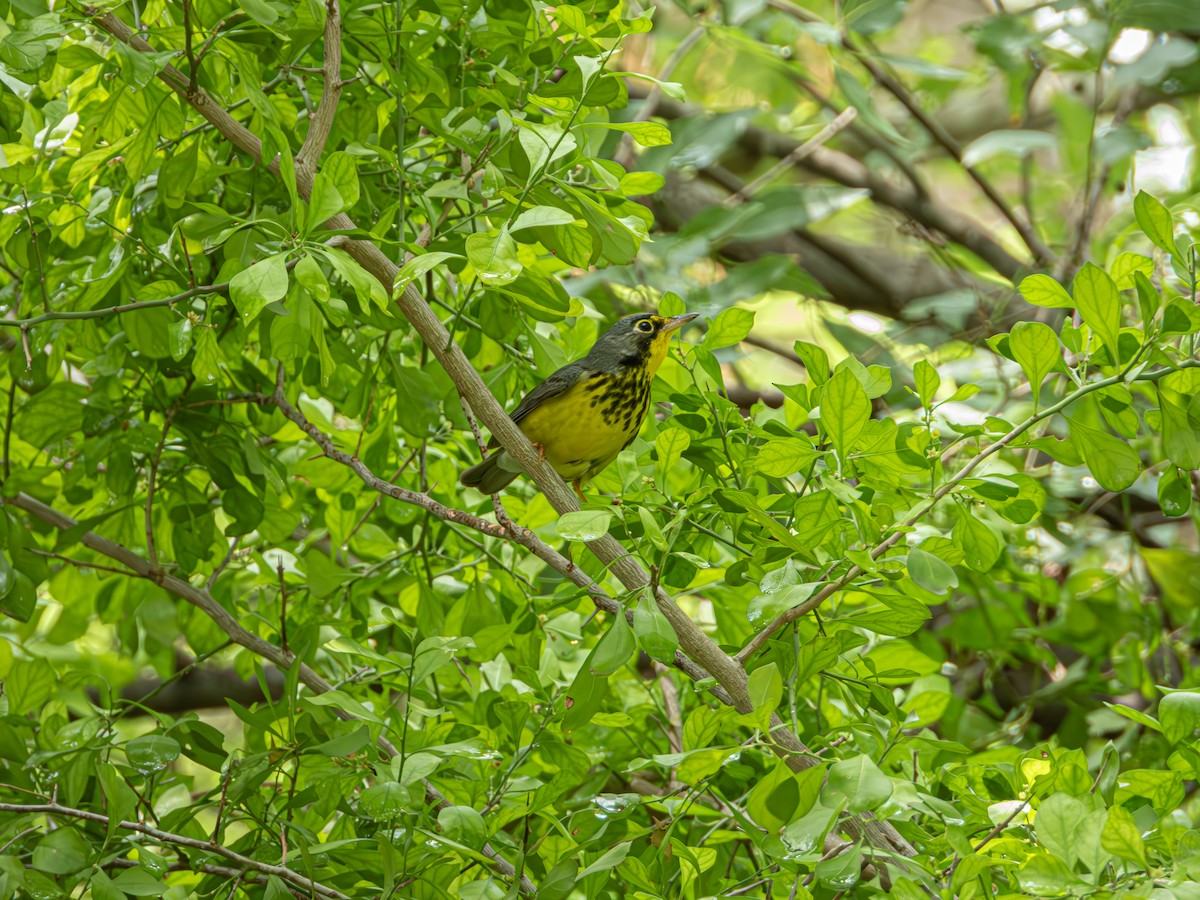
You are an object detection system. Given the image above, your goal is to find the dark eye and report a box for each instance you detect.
[637,320,654,333]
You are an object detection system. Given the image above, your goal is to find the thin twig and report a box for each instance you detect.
[737,357,1200,661]
[848,40,1055,266]
[86,8,914,859]
[0,280,229,329]
[0,802,350,899]
[723,107,858,206]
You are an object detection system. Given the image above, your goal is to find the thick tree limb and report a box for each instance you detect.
[635,87,1032,283]
[84,5,916,861]
[295,0,342,177]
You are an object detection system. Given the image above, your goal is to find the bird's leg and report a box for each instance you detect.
[533,442,546,464]
[572,480,587,504]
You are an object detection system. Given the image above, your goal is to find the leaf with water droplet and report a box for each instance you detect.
[126,735,181,774]
[465,227,521,286]
[556,510,613,542]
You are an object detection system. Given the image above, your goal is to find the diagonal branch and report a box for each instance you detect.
[85,7,916,860]
[736,357,1200,662]
[1,490,536,895]
[632,85,1033,283]
[848,45,1056,268]
[0,801,349,899]
[296,0,342,176]
[270,367,732,703]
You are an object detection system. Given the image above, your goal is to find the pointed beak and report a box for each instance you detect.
[662,312,700,334]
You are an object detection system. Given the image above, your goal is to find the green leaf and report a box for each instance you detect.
[962,129,1056,165]
[821,367,870,457]
[585,121,673,147]
[323,150,360,211]
[907,546,958,594]
[633,595,678,664]
[753,437,820,478]
[465,228,522,286]
[823,754,892,812]
[794,341,830,384]
[655,426,691,478]
[126,735,182,774]
[1035,793,1084,868]
[229,253,289,325]
[564,662,608,732]
[743,662,782,732]
[322,246,391,310]
[638,506,668,551]
[1072,263,1121,362]
[913,359,939,406]
[237,0,279,26]
[438,805,488,851]
[359,782,409,818]
[578,842,631,879]
[308,171,347,226]
[556,510,613,542]
[32,827,90,875]
[1068,418,1141,491]
[1110,251,1154,290]
[1158,382,1200,470]
[745,761,800,831]
[1160,691,1200,745]
[510,206,582,232]
[393,251,462,293]
[1100,805,1147,867]
[590,611,635,676]
[1102,701,1161,731]
[1018,273,1075,309]
[1158,466,1192,517]
[1134,270,1161,326]
[954,512,1001,572]
[1009,321,1060,408]
[5,656,55,714]
[1133,189,1176,255]
[703,307,755,349]
[99,764,138,839]
[0,568,35,622]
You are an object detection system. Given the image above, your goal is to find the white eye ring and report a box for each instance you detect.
[637,320,654,333]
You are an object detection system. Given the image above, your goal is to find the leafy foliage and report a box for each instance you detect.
[2,0,1200,898]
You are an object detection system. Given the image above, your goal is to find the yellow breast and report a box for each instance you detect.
[518,370,651,482]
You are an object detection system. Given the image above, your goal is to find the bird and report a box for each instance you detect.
[460,311,699,501]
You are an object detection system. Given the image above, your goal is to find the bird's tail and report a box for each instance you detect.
[460,451,522,494]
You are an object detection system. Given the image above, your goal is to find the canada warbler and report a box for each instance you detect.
[461,311,699,500]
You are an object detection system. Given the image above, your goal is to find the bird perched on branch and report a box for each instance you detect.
[461,311,699,501]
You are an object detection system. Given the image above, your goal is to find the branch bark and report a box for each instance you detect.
[84,4,917,861]
[295,0,342,177]
[2,490,536,895]
[0,802,349,899]
[634,86,1033,283]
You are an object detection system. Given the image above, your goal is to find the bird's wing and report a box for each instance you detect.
[508,364,588,427]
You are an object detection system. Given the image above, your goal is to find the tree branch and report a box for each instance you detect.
[0,802,349,899]
[0,281,229,329]
[847,41,1056,267]
[296,0,342,176]
[1,490,536,895]
[736,357,1200,661]
[631,85,1033,282]
[85,7,916,860]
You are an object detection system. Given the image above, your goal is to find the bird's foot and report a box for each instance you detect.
[573,480,588,504]
[533,442,546,464]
